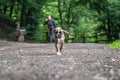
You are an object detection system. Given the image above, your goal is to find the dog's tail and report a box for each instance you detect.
[62,29,70,35]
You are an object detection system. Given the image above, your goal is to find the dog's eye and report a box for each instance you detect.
[59,31,62,34]
[55,31,58,34]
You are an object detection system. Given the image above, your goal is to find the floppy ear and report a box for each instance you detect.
[54,28,57,32]
[62,29,70,35]
[54,28,56,30]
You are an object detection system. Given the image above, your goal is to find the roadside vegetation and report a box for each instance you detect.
[108,40,120,48]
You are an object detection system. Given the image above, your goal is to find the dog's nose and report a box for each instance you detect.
[57,34,62,38]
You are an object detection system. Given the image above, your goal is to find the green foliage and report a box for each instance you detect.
[74,7,100,36]
[0,0,120,43]
[108,40,120,48]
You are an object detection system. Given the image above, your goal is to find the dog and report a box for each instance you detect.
[53,27,69,55]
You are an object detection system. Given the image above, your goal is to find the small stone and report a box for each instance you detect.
[111,59,116,62]
[55,74,60,79]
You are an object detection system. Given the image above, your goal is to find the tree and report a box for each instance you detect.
[0,0,120,43]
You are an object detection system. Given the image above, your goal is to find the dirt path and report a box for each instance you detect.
[0,42,120,80]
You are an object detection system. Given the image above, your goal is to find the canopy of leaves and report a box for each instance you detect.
[0,0,120,43]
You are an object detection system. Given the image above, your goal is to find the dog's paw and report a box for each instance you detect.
[57,52,61,55]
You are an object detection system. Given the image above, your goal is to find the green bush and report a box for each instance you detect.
[108,40,120,48]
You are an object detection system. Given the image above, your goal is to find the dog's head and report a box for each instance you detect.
[54,28,63,38]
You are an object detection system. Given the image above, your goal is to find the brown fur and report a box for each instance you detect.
[53,27,69,55]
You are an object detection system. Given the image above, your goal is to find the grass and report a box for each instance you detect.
[107,40,120,48]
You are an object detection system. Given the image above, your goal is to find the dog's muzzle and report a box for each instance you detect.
[56,34,62,38]
[55,31,62,39]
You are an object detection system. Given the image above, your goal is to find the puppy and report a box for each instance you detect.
[53,27,69,55]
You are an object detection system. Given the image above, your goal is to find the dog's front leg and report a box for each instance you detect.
[60,42,63,52]
[55,43,58,52]
[56,43,61,55]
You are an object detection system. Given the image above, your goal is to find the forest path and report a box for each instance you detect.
[0,42,120,80]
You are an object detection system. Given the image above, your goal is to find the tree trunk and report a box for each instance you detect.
[95,33,98,43]
[66,1,72,28]
[20,0,27,26]
[107,13,112,42]
[83,36,86,43]
[26,8,33,25]
[58,0,63,27]
[9,0,14,18]
[66,1,72,42]
[3,6,8,14]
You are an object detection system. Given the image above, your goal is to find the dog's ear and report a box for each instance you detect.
[54,28,57,33]
[54,28,56,31]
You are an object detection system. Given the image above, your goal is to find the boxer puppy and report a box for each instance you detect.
[53,27,69,55]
